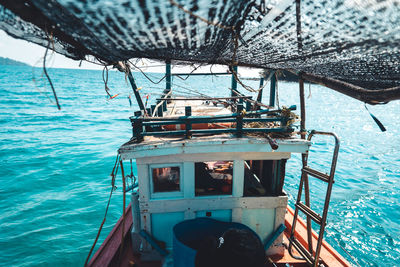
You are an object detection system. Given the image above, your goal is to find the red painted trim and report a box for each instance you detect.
[89,204,351,267]
[88,204,133,267]
[284,206,351,267]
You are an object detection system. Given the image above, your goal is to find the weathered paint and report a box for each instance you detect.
[196,209,232,222]
[151,212,185,249]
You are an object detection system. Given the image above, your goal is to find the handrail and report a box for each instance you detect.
[131,105,297,142]
[288,130,340,267]
[133,105,296,122]
[151,90,172,117]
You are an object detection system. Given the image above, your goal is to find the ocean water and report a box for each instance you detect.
[0,65,399,266]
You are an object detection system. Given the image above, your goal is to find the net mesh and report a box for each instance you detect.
[1,0,399,89]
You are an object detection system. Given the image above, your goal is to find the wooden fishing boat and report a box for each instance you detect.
[88,205,350,267]
[86,66,351,267]
[2,1,399,266]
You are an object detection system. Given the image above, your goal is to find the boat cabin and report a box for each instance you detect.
[87,68,347,266]
[118,99,310,260]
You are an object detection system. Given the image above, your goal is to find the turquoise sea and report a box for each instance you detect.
[0,65,399,266]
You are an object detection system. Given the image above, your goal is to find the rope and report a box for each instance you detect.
[128,60,167,84]
[119,159,126,263]
[31,62,56,104]
[84,154,120,266]
[102,66,112,98]
[334,239,362,267]
[328,227,362,267]
[175,63,204,80]
[172,83,210,97]
[84,186,114,267]
[129,159,136,185]
[228,87,272,109]
[275,73,280,108]
[151,90,172,117]
[43,33,61,110]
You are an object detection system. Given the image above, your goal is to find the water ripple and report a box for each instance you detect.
[0,66,399,266]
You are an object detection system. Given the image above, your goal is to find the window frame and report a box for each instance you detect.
[194,160,234,198]
[149,163,184,199]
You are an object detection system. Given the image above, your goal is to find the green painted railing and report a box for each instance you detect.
[130,104,296,142]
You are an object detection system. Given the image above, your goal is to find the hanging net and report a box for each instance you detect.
[1,0,399,90]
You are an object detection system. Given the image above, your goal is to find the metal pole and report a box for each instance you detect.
[231,66,238,97]
[299,78,313,253]
[127,69,145,111]
[269,73,276,107]
[257,77,264,103]
[166,60,171,97]
[185,106,192,139]
[299,78,306,139]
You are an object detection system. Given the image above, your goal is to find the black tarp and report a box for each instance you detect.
[1,0,399,91]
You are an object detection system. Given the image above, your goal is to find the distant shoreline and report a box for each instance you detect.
[0,62,300,82]
[0,56,30,67]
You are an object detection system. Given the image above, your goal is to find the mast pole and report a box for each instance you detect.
[166,60,171,95]
[269,73,276,107]
[231,65,238,97]
[299,79,306,139]
[127,67,145,111]
[257,76,264,103]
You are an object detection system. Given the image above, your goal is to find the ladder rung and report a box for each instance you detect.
[290,237,314,265]
[302,166,331,183]
[296,202,323,225]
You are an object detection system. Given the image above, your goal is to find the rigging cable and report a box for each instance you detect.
[31,60,55,104]
[43,33,61,110]
[119,159,127,264]
[364,103,386,132]
[329,228,362,267]
[275,73,280,109]
[128,60,167,84]
[102,65,112,97]
[174,63,204,80]
[84,154,120,266]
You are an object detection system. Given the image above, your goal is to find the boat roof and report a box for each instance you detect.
[119,134,309,161]
[1,1,399,101]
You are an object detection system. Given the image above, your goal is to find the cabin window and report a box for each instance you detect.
[195,161,233,196]
[243,160,286,196]
[152,166,181,193]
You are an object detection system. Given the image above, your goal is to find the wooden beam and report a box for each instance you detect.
[292,70,400,104]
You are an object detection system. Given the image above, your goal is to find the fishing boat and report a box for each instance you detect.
[1,1,399,266]
[83,62,350,267]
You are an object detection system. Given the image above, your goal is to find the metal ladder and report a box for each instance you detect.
[289,131,340,266]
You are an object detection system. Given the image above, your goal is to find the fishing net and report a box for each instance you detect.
[1,0,399,89]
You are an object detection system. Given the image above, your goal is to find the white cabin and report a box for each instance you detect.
[119,130,309,257]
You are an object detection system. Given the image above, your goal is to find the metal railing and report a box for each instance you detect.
[130,104,297,142]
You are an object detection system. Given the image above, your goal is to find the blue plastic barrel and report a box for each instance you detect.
[172,218,256,267]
